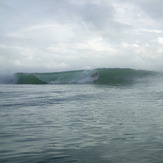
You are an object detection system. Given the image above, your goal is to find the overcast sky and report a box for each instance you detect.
[1,0,163,73]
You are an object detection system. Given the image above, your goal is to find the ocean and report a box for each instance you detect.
[0,68,163,163]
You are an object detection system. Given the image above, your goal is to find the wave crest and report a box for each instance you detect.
[0,68,159,85]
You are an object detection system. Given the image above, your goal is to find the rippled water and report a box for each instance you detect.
[0,83,163,163]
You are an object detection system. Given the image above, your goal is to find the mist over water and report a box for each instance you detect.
[0,68,163,163]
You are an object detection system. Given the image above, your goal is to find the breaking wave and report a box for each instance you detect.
[0,68,160,85]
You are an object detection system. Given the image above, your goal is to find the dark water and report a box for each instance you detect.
[0,81,163,162]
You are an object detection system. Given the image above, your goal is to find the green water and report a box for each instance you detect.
[0,81,163,162]
[12,68,157,84]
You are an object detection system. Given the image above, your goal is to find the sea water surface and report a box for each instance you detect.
[0,69,163,163]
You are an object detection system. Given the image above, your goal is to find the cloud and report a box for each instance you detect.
[75,38,117,53]
[137,0,163,19]
[157,37,163,44]
[1,0,163,73]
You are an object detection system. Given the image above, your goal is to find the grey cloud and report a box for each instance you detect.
[1,0,163,73]
[117,0,163,20]
[2,0,128,36]
[77,3,114,28]
[137,0,163,19]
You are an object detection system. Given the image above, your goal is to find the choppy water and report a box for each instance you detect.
[0,76,163,162]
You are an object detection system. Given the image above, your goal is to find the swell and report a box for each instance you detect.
[95,68,157,85]
[15,70,96,84]
[0,68,160,85]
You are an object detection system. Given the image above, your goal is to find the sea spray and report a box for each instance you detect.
[0,74,17,84]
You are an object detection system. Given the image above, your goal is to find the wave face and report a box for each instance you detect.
[15,70,97,84]
[10,68,158,85]
[95,68,157,85]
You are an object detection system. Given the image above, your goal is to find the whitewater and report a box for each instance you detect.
[0,68,163,163]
